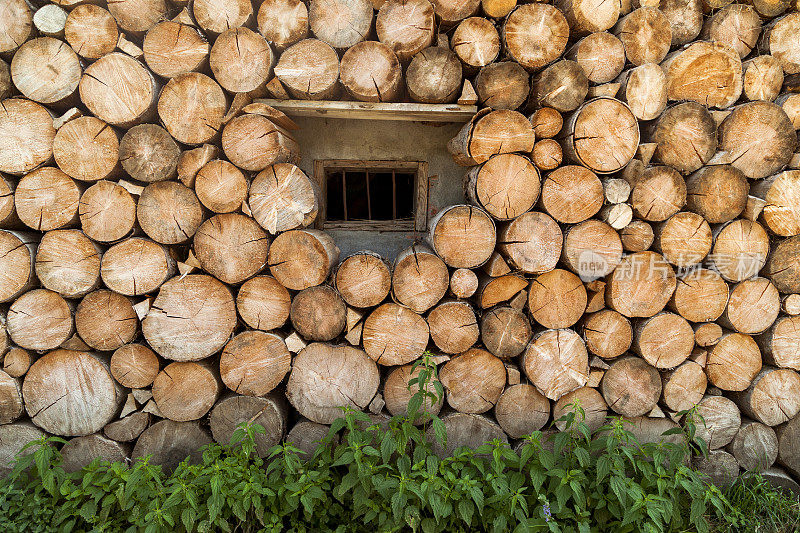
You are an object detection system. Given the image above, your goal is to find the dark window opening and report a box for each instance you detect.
[315,161,427,231]
[326,169,416,223]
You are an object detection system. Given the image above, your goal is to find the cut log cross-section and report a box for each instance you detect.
[362,303,429,366]
[706,332,762,392]
[384,364,443,423]
[137,181,204,245]
[375,0,434,63]
[711,219,770,283]
[309,0,372,50]
[582,309,632,360]
[561,219,622,281]
[64,5,118,60]
[110,344,159,389]
[480,306,531,360]
[286,342,379,424]
[0,0,33,56]
[7,289,74,352]
[210,28,274,94]
[249,163,317,234]
[654,212,710,267]
[695,395,741,450]
[274,39,340,100]
[465,154,540,221]
[142,275,237,362]
[661,361,707,413]
[335,252,391,309]
[750,170,800,237]
[236,275,291,331]
[718,102,796,179]
[663,41,743,109]
[452,17,500,70]
[219,331,290,398]
[15,167,80,232]
[759,316,800,370]
[0,98,56,177]
[192,0,253,36]
[602,356,662,417]
[728,420,778,473]
[450,269,478,299]
[732,368,800,427]
[22,350,122,437]
[633,312,694,369]
[119,124,179,184]
[406,47,462,104]
[152,361,221,422]
[685,165,748,224]
[291,285,346,341]
[80,53,157,128]
[222,113,300,172]
[340,41,402,103]
[495,384,551,438]
[703,4,761,59]
[440,348,506,414]
[75,290,138,352]
[0,231,37,304]
[502,4,569,72]
[11,37,81,107]
[143,21,209,79]
[194,213,270,285]
[649,102,716,174]
[35,229,100,299]
[257,0,309,52]
[131,420,211,473]
[268,229,339,290]
[448,109,535,166]
[427,300,479,354]
[766,235,800,294]
[522,328,589,400]
[532,60,589,113]
[158,73,227,146]
[566,32,625,85]
[618,63,668,121]
[391,245,449,314]
[210,394,287,457]
[562,97,640,174]
[613,7,672,66]
[606,251,676,318]
[428,205,496,268]
[195,160,248,215]
[54,117,119,183]
[101,238,175,296]
[528,269,587,329]
[555,387,608,432]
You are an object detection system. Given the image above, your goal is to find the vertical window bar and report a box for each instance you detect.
[342,170,348,221]
[392,170,397,220]
[366,170,372,220]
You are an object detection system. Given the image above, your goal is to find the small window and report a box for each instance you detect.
[313,160,428,231]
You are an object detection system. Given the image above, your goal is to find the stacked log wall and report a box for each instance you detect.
[0,0,799,487]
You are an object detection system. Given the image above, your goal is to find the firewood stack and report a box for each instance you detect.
[0,0,799,487]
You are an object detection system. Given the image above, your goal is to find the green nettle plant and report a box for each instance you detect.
[0,351,761,533]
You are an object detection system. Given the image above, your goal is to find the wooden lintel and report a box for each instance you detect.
[255,99,477,123]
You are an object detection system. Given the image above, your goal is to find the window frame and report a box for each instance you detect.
[313,159,429,232]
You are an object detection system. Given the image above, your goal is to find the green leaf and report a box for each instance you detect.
[407,394,424,420]
[492,514,507,533]
[181,507,196,532]
[432,418,447,447]
[457,499,473,526]
[380,434,397,464]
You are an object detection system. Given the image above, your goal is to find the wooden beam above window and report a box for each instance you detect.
[255,99,477,123]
